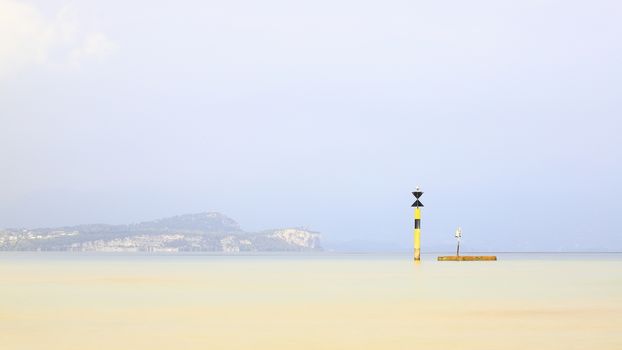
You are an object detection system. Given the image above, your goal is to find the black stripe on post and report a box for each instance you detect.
[414,219,420,229]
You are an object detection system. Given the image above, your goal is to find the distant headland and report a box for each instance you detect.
[0,212,321,252]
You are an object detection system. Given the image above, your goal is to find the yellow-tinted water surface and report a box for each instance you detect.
[0,253,620,349]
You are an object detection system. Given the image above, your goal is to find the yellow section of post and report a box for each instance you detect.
[414,207,421,261]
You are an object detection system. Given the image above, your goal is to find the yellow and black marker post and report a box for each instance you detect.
[411,187,424,261]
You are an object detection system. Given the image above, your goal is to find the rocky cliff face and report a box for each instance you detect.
[269,229,321,249]
[0,212,321,252]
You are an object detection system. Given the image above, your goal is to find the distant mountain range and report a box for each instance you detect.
[0,212,321,252]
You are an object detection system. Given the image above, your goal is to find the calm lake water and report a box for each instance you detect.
[1,253,620,350]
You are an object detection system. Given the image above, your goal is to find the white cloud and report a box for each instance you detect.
[0,0,117,78]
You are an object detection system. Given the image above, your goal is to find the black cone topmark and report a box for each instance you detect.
[411,191,424,207]
[411,200,424,207]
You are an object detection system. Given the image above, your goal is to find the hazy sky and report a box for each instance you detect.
[1,0,621,251]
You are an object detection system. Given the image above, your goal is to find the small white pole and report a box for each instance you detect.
[455,227,462,257]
